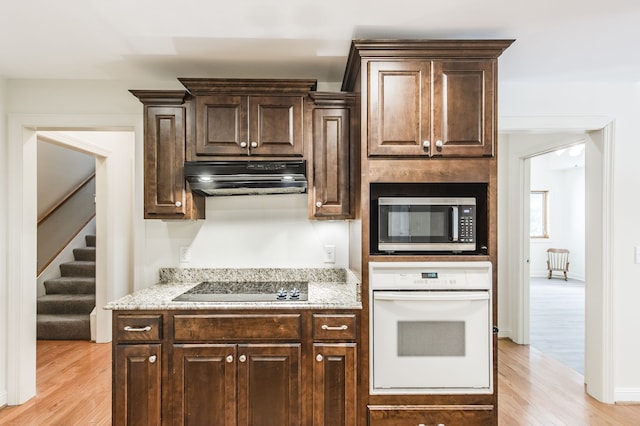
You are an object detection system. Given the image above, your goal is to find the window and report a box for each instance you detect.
[530,190,549,238]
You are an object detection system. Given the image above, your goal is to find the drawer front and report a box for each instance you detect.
[312,314,357,340]
[368,405,494,426]
[114,314,163,341]
[174,314,302,341]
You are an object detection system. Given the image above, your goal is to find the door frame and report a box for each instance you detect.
[499,115,614,403]
[6,113,143,405]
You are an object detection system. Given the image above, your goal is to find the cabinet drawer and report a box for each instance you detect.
[368,405,494,426]
[174,314,302,341]
[114,315,163,341]
[312,314,357,340]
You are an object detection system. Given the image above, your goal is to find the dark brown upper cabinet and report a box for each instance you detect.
[342,39,514,158]
[308,92,359,220]
[179,79,317,160]
[129,90,204,220]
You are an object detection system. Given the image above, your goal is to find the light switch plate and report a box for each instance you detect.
[323,245,336,263]
[635,246,640,264]
[179,246,191,263]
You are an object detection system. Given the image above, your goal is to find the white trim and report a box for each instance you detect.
[6,114,143,405]
[499,115,615,403]
[38,131,112,157]
[614,388,640,402]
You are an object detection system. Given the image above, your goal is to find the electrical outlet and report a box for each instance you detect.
[179,246,191,263]
[323,245,336,263]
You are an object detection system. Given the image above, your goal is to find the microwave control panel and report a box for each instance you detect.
[458,205,475,243]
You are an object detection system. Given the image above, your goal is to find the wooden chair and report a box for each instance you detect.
[547,248,570,281]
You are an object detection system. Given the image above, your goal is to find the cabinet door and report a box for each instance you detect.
[114,344,161,426]
[312,343,357,426]
[368,61,431,157]
[195,94,249,156]
[312,107,352,219]
[237,344,301,426]
[248,95,304,156]
[144,105,190,216]
[173,344,237,426]
[432,60,495,157]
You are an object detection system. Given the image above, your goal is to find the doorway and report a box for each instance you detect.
[528,146,586,375]
[6,115,141,405]
[498,115,614,403]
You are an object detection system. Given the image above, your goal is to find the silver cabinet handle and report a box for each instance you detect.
[226,355,233,363]
[175,201,182,207]
[435,140,443,148]
[250,141,258,148]
[148,355,157,363]
[239,355,247,363]
[316,354,323,362]
[321,324,348,331]
[240,142,248,148]
[124,325,152,332]
[315,201,322,208]
[422,140,430,149]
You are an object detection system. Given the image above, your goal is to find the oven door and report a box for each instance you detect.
[371,290,491,394]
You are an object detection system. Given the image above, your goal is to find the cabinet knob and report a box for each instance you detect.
[435,140,443,148]
[239,355,247,363]
[316,354,323,362]
[175,201,182,207]
[226,355,233,363]
[148,355,157,364]
[422,140,430,149]
[315,201,322,208]
[240,142,248,148]
[250,141,258,148]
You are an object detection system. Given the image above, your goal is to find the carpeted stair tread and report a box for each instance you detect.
[59,260,95,277]
[37,294,96,315]
[37,234,97,340]
[37,314,91,340]
[72,247,96,261]
[44,277,95,294]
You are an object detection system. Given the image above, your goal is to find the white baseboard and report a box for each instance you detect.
[0,389,7,407]
[614,387,640,403]
[497,327,512,339]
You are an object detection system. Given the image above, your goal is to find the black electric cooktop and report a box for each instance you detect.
[172,281,308,302]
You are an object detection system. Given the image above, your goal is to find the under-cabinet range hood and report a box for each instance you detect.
[184,160,307,196]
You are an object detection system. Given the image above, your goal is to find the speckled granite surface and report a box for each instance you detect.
[105,268,361,310]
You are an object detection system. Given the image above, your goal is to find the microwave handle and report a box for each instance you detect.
[450,206,459,242]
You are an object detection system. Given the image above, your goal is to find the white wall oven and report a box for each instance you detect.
[369,261,493,394]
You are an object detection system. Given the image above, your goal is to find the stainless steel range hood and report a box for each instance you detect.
[184,160,307,196]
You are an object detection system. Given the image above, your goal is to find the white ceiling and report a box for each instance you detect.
[2,0,640,83]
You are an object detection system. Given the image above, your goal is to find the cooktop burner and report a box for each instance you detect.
[172,281,309,302]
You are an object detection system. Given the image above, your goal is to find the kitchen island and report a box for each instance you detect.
[106,268,361,426]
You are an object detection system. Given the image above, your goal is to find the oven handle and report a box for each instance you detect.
[373,291,489,302]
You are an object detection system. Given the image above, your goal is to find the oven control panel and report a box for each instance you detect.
[369,261,492,290]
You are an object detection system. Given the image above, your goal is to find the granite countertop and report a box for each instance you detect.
[105,268,362,310]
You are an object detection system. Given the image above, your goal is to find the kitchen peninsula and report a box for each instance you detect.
[106,268,361,425]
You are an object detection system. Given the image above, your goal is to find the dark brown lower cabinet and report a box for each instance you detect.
[368,405,494,426]
[113,344,162,426]
[113,310,358,425]
[313,343,357,426]
[173,343,301,426]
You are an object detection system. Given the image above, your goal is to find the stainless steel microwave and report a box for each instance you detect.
[378,197,476,252]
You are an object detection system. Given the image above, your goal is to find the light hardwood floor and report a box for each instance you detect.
[0,340,639,425]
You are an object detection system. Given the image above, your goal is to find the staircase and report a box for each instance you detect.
[37,235,96,340]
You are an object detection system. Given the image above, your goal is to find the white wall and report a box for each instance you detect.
[37,141,95,217]
[529,151,585,280]
[0,76,8,406]
[499,80,640,401]
[142,194,350,286]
